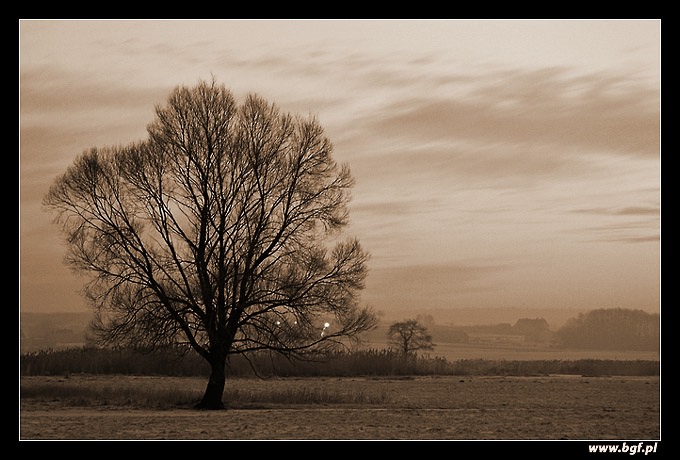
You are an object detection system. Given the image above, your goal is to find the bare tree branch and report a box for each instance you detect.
[43,79,376,409]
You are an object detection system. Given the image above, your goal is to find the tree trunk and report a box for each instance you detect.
[196,357,226,410]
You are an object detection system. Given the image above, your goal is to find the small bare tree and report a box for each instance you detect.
[387,319,435,356]
[43,80,376,409]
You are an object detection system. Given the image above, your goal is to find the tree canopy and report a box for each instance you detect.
[43,80,376,408]
[387,319,435,356]
[552,308,659,351]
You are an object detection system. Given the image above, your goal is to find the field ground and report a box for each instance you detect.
[20,374,660,440]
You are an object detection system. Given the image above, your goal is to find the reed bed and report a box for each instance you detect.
[20,347,660,378]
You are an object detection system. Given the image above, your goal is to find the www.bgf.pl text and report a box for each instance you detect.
[589,442,658,455]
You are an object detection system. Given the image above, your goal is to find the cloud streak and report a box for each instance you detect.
[362,68,659,157]
[571,206,660,217]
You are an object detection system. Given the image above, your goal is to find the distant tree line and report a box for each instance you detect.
[552,308,659,351]
[387,308,659,351]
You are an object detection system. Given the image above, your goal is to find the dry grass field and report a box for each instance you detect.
[19,374,660,441]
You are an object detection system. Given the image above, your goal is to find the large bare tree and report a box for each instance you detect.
[43,80,376,409]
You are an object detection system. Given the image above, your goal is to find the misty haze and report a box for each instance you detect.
[19,19,661,447]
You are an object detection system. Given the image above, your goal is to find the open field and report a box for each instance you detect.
[20,374,660,440]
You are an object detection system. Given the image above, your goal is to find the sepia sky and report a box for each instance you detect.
[19,20,661,315]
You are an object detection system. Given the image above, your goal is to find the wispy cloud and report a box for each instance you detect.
[571,206,660,217]
[361,68,659,157]
[568,205,660,244]
[606,235,660,244]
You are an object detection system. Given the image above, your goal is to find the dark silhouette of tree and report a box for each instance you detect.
[387,319,434,356]
[43,80,377,409]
